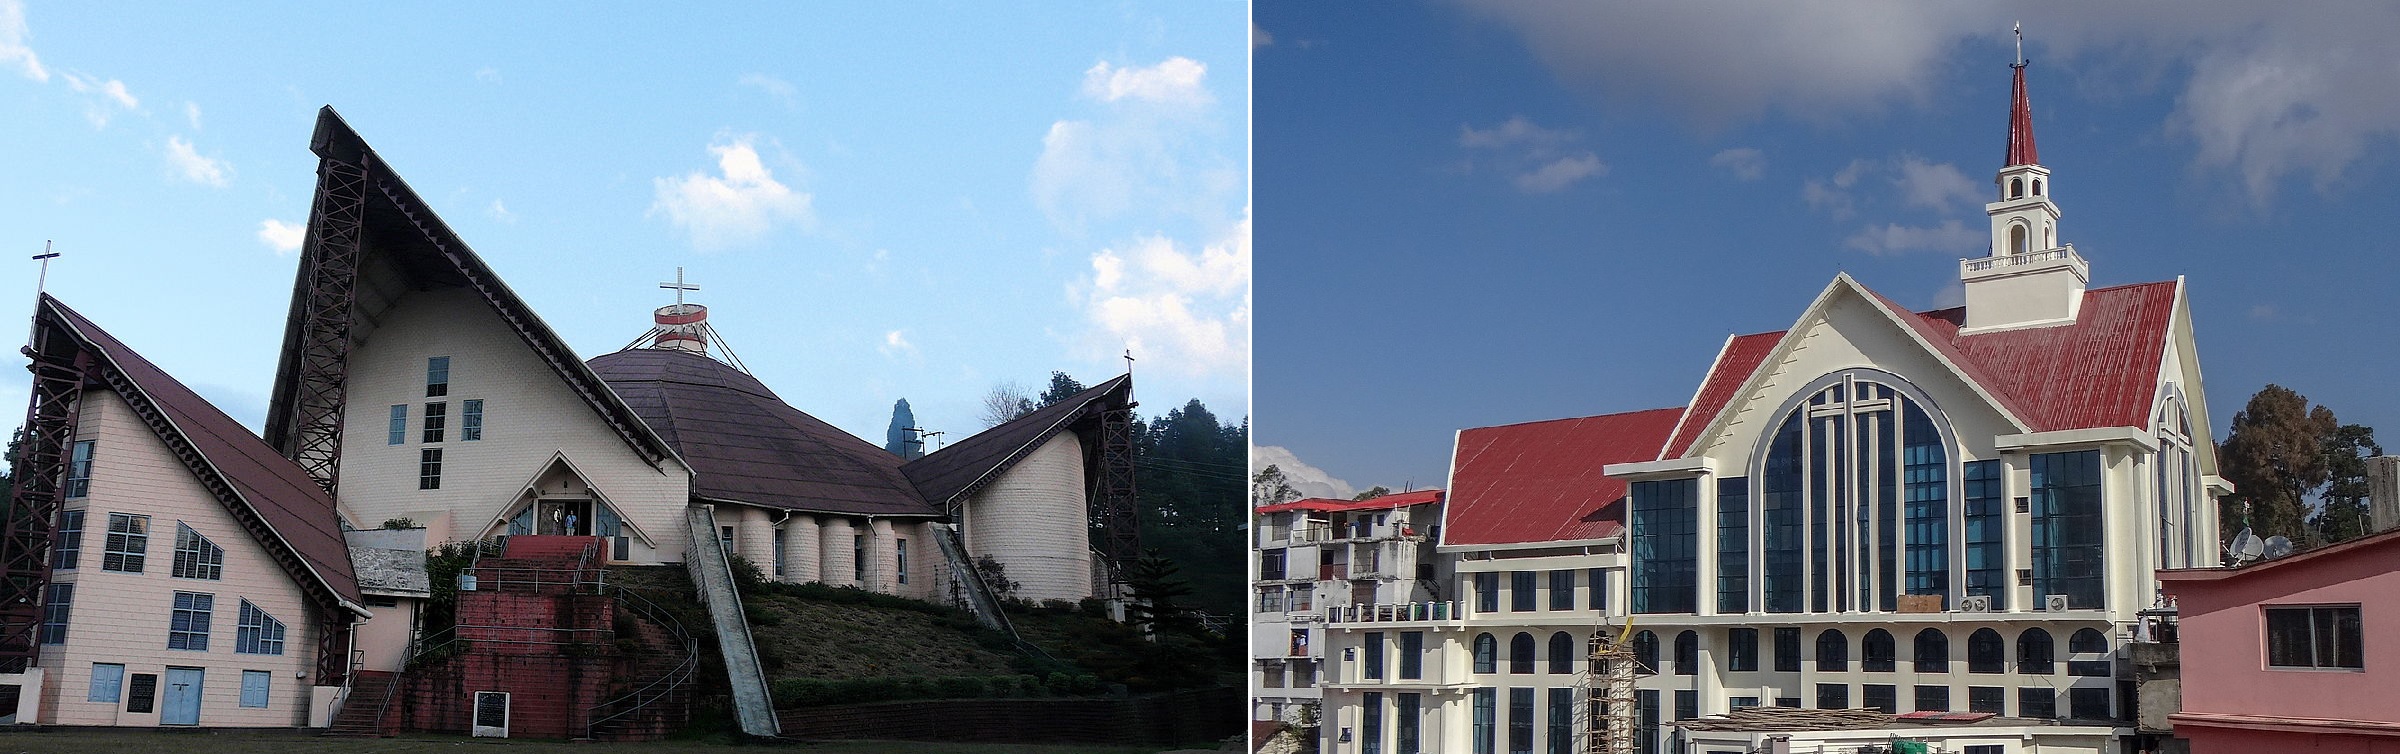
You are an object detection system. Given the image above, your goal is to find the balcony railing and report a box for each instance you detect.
[1960,244,2085,277]
[1326,601,1460,624]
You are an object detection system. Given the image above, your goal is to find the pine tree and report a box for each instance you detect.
[2219,385,2338,547]
[2313,424,2383,543]
[884,398,923,459]
[1038,371,1088,407]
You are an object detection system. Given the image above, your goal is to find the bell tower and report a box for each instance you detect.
[1961,24,2086,333]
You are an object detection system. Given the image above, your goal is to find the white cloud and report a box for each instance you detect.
[182,101,201,129]
[1844,219,1982,256]
[257,218,305,255]
[649,136,815,250]
[1459,116,1606,194]
[879,329,917,358]
[1251,445,1356,501]
[1802,158,1875,219]
[1252,22,1273,49]
[1076,213,1250,378]
[475,66,501,85]
[62,71,138,127]
[1710,147,1766,181]
[739,73,799,110]
[1081,57,1212,107]
[164,135,230,187]
[1891,156,1983,211]
[0,0,45,82]
[487,199,516,223]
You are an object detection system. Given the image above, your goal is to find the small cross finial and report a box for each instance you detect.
[32,240,60,297]
[659,266,700,309]
[1123,348,1136,375]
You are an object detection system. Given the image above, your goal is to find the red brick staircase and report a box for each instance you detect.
[322,669,400,737]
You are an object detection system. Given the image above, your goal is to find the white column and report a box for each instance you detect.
[783,515,821,583]
[737,507,774,574]
[868,518,897,593]
[821,517,858,587]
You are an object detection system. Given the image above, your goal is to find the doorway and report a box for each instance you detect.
[537,499,592,536]
[161,667,204,726]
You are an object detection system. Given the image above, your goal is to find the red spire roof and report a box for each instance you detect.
[2005,62,2039,167]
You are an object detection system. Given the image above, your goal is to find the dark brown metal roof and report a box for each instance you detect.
[902,374,1133,511]
[40,295,364,608]
[588,348,937,517]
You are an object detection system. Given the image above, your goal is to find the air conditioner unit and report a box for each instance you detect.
[1956,595,1992,613]
[2045,594,2072,612]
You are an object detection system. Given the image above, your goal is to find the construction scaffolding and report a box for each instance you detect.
[1583,622,1639,754]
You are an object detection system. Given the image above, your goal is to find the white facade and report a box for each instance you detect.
[963,433,1093,603]
[1253,495,1447,748]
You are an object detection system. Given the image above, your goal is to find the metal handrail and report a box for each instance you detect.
[584,585,700,739]
[363,629,418,735]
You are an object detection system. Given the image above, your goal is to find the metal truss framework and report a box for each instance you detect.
[0,328,88,673]
[1090,406,1143,585]
[283,156,370,496]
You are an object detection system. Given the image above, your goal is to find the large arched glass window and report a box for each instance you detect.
[1753,371,1952,614]
[1673,631,1699,676]
[1816,629,1849,672]
[1549,632,1575,674]
[2017,628,2055,675]
[2070,628,2109,654]
[2156,392,2200,569]
[1633,631,1659,675]
[1913,629,1950,673]
[1510,632,1536,674]
[1968,628,2005,673]
[1862,629,1896,672]
[1474,633,1498,674]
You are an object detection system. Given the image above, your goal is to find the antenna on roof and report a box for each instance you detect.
[908,427,945,452]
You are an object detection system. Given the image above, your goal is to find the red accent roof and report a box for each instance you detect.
[1444,408,1682,546]
[1256,489,1444,515]
[1667,281,2180,460]
[2006,63,2039,167]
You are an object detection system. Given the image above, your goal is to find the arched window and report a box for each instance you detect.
[1633,631,1659,675]
[1913,629,1950,673]
[1674,631,1699,676]
[1549,632,1576,674]
[1473,633,1498,674]
[1968,628,2005,673]
[2010,223,2028,254]
[2033,178,2043,196]
[2010,178,2024,199]
[1510,632,1536,674]
[1753,371,1952,614]
[2018,628,2055,675]
[1862,629,1896,672]
[2044,223,2054,250]
[2156,392,2199,569]
[1816,629,1848,672]
[2070,628,2109,655]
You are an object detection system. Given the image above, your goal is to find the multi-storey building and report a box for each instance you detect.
[1253,490,1446,746]
[1298,56,2227,754]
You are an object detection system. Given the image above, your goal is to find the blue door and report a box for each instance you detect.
[162,667,204,725]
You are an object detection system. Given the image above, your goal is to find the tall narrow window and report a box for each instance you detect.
[1549,570,1575,611]
[103,512,150,573]
[1913,628,1949,673]
[168,591,213,651]
[1397,693,1421,754]
[1362,691,1384,754]
[1507,687,1534,754]
[1472,688,1496,754]
[418,448,443,490]
[1963,460,2006,609]
[1727,628,1758,672]
[1400,632,1424,679]
[2031,450,2105,609]
[1365,632,1386,680]
[1629,478,1697,614]
[1632,631,1658,674]
[1761,414,1804,613]
[1816,629,1848,672]
[462,399,484,441]
[1511,571,1536,612]
[1509,633,1535,674]
[1545,688,1572,754]
[422,402,447,443]
[1717,477,1750,613]
[1636,690,1659,754]
[895,539,909,584]
[1902,403,1948,607]
[1673,631,1698,675]
[64,440,94,498]
[38,583,72,644]
[388,404,408,445]
[53,509,84,570]
[236,600,286,655]
[1586,568,1607,612]
[426,356,450,397]
[171,523,224,580]
[1475,572,1499,613]
[1774,627,1801,672]
[1473,633,1498,673]
[852,534,865,583]
[1548,632,1574,674]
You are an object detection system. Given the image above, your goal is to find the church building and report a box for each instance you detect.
[1307,53,2224,754]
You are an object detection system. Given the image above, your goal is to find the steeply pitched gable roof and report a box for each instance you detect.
[1443,407,1681,547]
[903,374,1133,511]
[263,106,679,474]
[588,348,936,517]
[41,295,365,610]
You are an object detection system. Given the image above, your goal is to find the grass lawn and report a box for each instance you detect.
[0,729,1188,754]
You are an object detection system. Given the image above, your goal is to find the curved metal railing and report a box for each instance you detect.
[583,584,700,739]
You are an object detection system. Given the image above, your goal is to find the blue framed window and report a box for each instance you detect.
[168,591,213,651]
[1963,460,2006,609]
[1473,633,1497,673]
[1629,478,1697,614]
[387,404,408,445]
[462,399,485,441]
[53,509,84,570]
[171,523,224,580]
[39,583,72,644]
[1717,477,1750,613]
[1902,403,1949,607]
[241,669,271,708]
[65,440,94,498]
[2031,450,2104,609]
[88,663,124,703]
[1761,414,1804,613]
[237,600,286,655]
[1472,688,1496,754]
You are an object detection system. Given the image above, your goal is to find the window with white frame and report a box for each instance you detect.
[419,448,443,490]
[236,600,286,655]
[171,523,224,580]
[423,402,447,443]
[426,356,451,397]
[103,513,149,573]
[387,404,408,445]
[168,591,213,651]
[462,399,485,441]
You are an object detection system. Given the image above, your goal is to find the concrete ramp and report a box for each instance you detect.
[683,506,780,738]
[930,523,1013,633]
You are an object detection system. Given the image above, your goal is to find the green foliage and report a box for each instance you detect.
[379,517,418,530]
[2314,424,2384,543]
[419,540,492,643]
[769,673,1088,709]
[2219,385,2383,549]
[1251,465,1300,507]
[1038,371,1088,406]
[1352,486,1393,501]
[726,552,769,593]
[1130,399,1246,616]
[974,555,1021,599]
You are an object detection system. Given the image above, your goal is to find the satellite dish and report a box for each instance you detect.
[2263,536,2295,560]
[2229,528,2263,564]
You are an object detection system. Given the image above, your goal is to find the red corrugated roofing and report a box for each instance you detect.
[1255,489,1444,516]
[1663,332,1780,458]
[1443,408,1681,546]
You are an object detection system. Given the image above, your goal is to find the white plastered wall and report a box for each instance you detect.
[38,391,323,726]
[962,432,1092,604]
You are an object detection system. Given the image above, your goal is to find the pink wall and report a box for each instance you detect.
[2164,534,2400,727]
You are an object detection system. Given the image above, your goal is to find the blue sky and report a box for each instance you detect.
[1254,3,2400,497]
[0,1,1248,445]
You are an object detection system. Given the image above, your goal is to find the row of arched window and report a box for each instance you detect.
[1592,627,2109,676]
[1471,631,1583,675]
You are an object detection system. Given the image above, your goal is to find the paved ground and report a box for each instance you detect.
[0,730,1184,754]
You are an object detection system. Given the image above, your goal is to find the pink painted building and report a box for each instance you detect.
[2159,527,2400,753]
